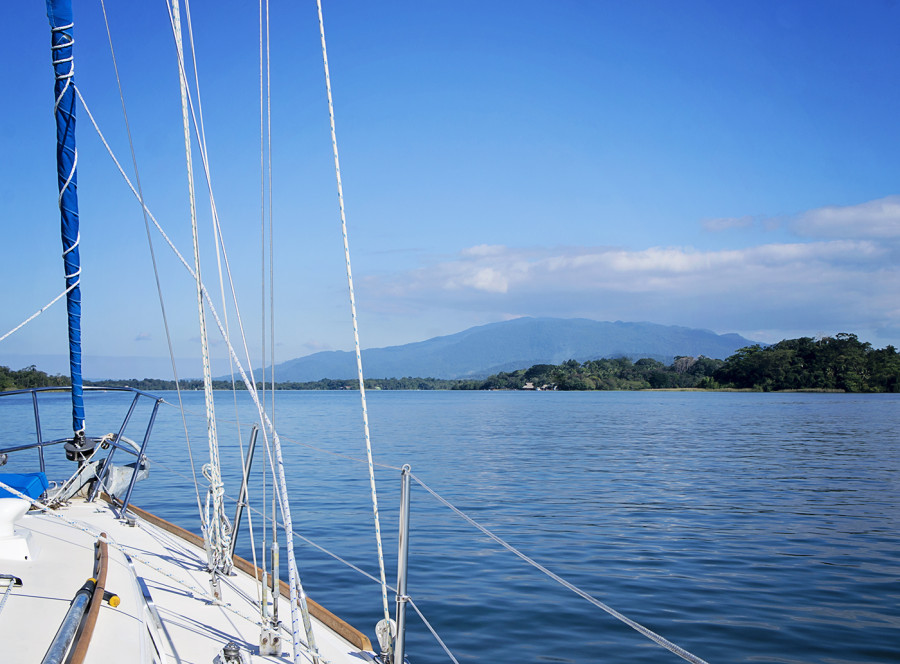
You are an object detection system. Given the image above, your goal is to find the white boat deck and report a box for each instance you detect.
[0,497,376,664]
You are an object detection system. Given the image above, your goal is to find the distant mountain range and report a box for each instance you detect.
[265,318,756,381]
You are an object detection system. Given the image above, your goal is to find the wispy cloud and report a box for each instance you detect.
[702,215,755,232]
[793,195,900,239]
[302,340,333,353]
[135,332,152,342]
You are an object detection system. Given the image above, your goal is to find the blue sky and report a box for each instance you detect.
[1,1,899,379]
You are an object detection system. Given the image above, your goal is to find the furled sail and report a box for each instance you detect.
[46,0,84,437]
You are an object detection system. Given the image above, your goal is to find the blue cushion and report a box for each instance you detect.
[0,472,49,500]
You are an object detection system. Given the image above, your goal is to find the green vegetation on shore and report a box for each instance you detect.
[3,333,898,393]
[0,365,70,391]
[714,333,899,392]
[478,356,723,390]
[480,334,898,392]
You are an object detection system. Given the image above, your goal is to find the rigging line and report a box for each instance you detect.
[76,78,313,659]
[96,0,203,524]
[132,450,376,594]
[76,80,265,421]
[261,415,268,621]
[236,498,395,594]
[170,0,228,575]
[163,0,278,489]
[235,432,264,608]
[182,0,234,324]
[184,222,320,658]
[258,0,267,419]
[177,0,232,495]
[239,497,462,664]
[408,473,711,664]
[76,1,263,443]
[407,598,461,664]
[315,0,391,625]
[167,0,278,586]
[74,88,192,282]
[145,453,452,664]
[0,283,76,343]
[179,0,245,478]
[266,0,276,429]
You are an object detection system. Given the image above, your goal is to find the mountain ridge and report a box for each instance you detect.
[265,318,756,381]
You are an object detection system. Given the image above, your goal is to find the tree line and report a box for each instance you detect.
[713,333,899,392]
[477,355,724,391]
[479,334,898,392]
[2,333,897,393]
[0,364,70,391]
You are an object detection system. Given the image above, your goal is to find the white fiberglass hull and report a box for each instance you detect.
[0,497,373,663]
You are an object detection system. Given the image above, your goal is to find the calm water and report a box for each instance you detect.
[2,389,898,663]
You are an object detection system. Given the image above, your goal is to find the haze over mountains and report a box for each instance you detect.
[267,318,756,381]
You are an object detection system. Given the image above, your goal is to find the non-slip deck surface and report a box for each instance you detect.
[0,499,375,663]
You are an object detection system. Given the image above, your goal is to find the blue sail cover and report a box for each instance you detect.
[46,0,84,435]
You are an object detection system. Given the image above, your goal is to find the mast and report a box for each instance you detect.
[46,0,85,440]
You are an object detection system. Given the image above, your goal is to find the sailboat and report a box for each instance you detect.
[0,1,404,662]
[0,1,723,663]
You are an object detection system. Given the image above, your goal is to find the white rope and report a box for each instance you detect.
[74,90,184,274]
[96,0,205,531]
[265,0,276,425]
[76,20,266,445]
[162,2,286,585]
[170,0,231,581]
[160,13,320,656]
[314,0,391,626]
[258,0,267,420]
[51,22,78,219]
[0,283,76,343]
[145,455,464,664]
[79,21,316,659]
[176,0,248,530]
[61,232,79,256]
[255,1,274,626]
[6,23,85,348]
[239,495,464,664]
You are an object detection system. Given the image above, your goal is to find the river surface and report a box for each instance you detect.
[3,389,899,663]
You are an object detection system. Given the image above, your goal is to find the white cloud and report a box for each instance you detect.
[362,238,899,344]
[380,240,885,295]
[455,267,509,293]
[302,340,333,352]
[793,195,900,239]
[357,195,900,347]
[460,244,508,257]
[703,215,755,232]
